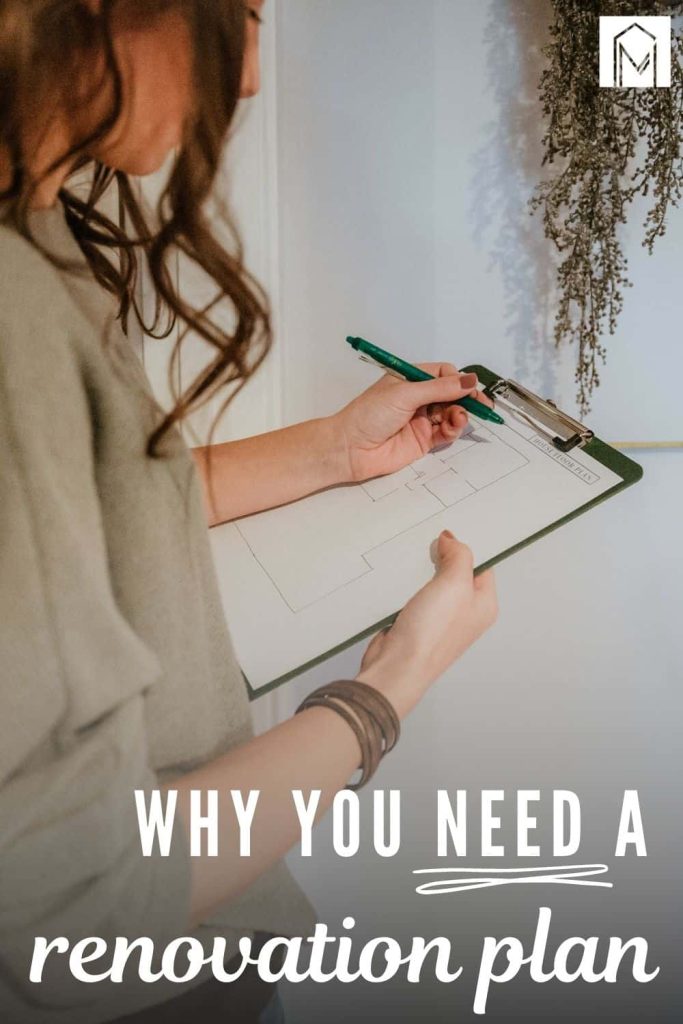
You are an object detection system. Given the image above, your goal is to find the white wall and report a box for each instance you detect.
[274,0,683,441]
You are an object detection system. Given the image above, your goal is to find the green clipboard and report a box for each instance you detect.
[463,364,643,570]
[246,364,642,699]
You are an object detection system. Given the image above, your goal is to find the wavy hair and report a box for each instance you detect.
[0,0,271,453]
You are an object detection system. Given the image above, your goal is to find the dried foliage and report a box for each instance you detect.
[531,1,683,412]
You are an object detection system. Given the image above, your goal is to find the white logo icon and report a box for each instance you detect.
[599,16,671,88]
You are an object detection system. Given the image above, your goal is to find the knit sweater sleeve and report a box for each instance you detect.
[0,231,192,1017]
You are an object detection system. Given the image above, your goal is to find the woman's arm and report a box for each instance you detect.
[193,365,484,525]
[175,702,359,928]
[169,532,498,928]
[193,417,346,526]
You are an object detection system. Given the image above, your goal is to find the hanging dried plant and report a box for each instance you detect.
[531,0,683,412]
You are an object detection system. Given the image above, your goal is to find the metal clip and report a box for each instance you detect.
[485,379,594,453]
[357,354,405,381]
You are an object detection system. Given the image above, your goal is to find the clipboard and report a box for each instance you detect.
[466,364,643,574]
[210,364,642,698]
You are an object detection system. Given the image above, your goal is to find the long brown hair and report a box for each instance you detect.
[0,0,271,454]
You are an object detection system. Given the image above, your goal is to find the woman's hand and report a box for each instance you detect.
[333,363,487,483]
[357,531,497,718]
[194,361,495,525]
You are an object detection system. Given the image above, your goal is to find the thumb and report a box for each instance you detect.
[435,530,475,579]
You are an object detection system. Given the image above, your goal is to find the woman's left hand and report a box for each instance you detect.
[333,363,486,483]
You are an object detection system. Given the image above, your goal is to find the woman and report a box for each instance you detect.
[0,1,498,1021]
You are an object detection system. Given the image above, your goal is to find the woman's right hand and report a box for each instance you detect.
[357,530,498,718]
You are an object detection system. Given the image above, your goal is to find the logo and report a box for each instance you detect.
[599,16,671,88]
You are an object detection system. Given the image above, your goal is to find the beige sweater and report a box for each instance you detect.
[0,208,315,1023]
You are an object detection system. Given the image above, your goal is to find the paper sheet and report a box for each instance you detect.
[210,411,623,690]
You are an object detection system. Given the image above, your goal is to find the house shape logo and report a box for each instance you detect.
[599,16,671,88]
[614,22,657,87]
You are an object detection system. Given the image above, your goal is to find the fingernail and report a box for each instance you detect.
[441,529,455,540]
[459,373,479,389]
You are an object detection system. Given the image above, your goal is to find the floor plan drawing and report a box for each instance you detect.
[235,426,530,612]
[211,403,623,690]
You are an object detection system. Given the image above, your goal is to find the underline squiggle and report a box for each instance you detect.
[413,863,612,895]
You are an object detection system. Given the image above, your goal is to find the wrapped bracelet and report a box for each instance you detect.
[296,680,401,790]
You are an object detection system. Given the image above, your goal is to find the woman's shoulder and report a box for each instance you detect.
[0,220,99,403]
[0,219,79,326]
[0,223,108,476]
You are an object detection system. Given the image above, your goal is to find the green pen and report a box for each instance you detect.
[346,336,505,426]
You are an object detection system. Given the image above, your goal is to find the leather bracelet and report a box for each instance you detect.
[296,680,401,790]
[323,681,401,754]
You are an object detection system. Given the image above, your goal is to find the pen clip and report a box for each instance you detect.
[358,354,405,381]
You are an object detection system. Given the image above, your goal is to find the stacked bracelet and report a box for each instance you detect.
[296,680,401,790]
